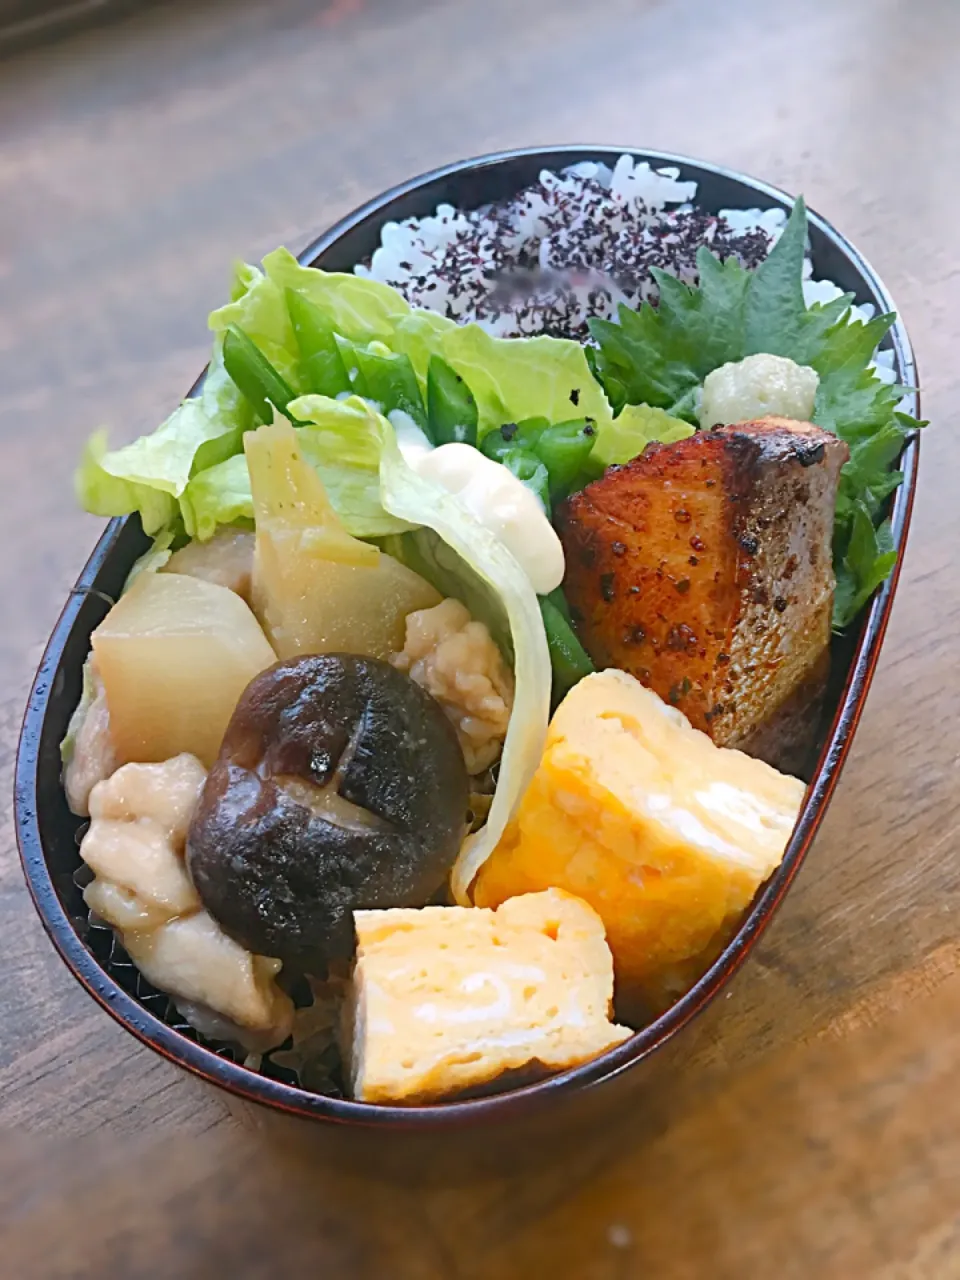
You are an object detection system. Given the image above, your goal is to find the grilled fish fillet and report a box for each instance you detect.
[557,417,848,772]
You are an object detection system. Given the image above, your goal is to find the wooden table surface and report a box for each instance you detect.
[1,0,958,1275]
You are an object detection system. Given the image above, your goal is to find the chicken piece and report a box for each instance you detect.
[346,889,631,1104]
[391,598,514,774]
[86,753,204,848]
[123,915,292,1055]
[162,528,256,604]
[81,755,205,921]
[473,671,806,1014]
[80,756,293,1052]
[557,417,848,772]
[62,657,118,817]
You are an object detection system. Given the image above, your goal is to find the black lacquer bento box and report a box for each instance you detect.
[14,147,919,1129]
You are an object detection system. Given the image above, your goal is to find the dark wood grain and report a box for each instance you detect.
[1,0,958,1275]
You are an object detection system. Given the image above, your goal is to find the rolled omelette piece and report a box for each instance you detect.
[473,670,807,1011]
[346,889,631,1105]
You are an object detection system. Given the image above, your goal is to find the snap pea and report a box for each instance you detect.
[285,288,352,397]
[222,324,298,423]
[426,355,478,446]
[499,447,551,512]
[538,593,595,702]
[534,418,597,501]
[353,345,428,430]
[480,417,549,464]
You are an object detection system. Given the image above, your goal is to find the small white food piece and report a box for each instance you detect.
[62,657,118,818]
[391,598,514,774]
[347,888,631,1105]
[699,353,820,429]
[80,756,293,1052]
[163,528,256,603]
[411,443,565,594]
[92,571,277,769]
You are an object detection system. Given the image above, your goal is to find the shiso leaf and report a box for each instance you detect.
[589,197,924,624]
[833,503,898,629]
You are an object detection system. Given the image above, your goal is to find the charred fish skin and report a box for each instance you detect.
[557,417,848,772]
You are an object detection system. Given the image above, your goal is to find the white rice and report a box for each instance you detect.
[358,154,896,383]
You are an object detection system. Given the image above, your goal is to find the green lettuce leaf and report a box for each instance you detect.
[60,654,98,767]
[122,527,176,593]
[439,326,613,437]
[79,247,689,544]
[290,394,415,537]
[262,247,412,344]
[76,429,178,535]
[390,310,458,382]
[75,337,253,534]
[209,261,301,386]
[180,453,254,541]
[205,248,415,401]
[180,395,414,540]
[380,528,514,660]
[376,417,551,904]
[592,402,693,467]
[387,308,692,463]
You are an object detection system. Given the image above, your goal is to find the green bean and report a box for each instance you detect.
[538,593,595,702]
[285,288,351,397]
[222,325,298,423]
[480,417,548,464]
[543,584,573,623]
[575,454,607,488]
[534,418,597,501]
[499,447,551,512]
[354,345,428,430]
[333,337,370,397]
[426,355,478,446]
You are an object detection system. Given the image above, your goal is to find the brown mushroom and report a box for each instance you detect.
[186,654,469,971]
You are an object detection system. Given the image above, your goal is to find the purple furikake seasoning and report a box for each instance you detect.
[359,159,777,342]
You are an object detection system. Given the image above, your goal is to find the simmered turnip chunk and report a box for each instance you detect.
[92,572,276,768]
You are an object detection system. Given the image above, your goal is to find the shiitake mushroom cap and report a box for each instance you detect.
[186,654,470,971]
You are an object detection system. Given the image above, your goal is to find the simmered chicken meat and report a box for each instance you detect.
[80,755,294,1052]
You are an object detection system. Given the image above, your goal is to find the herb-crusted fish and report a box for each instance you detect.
[557,417,849,772]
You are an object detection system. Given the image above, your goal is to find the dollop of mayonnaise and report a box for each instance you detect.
[391,413,565,595]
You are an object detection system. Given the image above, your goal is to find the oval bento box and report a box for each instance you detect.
[14,147,919,1129]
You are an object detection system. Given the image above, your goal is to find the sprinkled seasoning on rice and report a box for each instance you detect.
[359,156,785,341]
[357,154,898,384]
